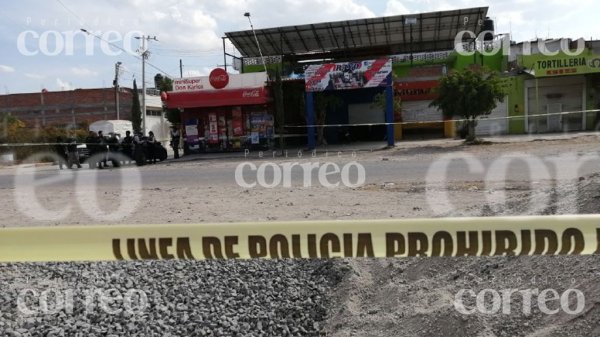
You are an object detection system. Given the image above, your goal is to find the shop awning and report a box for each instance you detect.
[163,87,271,109]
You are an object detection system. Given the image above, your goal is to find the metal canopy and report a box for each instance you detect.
[225,7,488,58]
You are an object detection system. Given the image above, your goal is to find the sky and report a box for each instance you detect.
[0,0,598,94]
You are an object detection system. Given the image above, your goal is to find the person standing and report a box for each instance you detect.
[122,130,134,162]
[133,132,145,165]
[106,133,120,167]
[147,131,157,164]
[53,136,67,169]
[85,131,101,169]
[170,126,181,159]
[66,136,82,169]
[97,130,108,169]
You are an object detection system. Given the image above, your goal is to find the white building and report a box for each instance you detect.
[141,88,171,142]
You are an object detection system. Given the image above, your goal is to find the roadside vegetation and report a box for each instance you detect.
[430,68,506,144]
[0,114,88,161]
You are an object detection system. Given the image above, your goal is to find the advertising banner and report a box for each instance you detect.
[165,87,270,109]
[184,119,199,145]
[522,52,600,77]
[304,58,392,92]
[218,115,227,141]
[232,107,244,137]
[208,113,218,144]
[172,72,268,92]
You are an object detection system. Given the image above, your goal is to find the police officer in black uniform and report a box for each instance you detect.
[122,130,134,162]
[170,126,181,159]
[53,136,67,169]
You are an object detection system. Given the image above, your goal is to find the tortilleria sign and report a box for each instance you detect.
[524,51,600,77]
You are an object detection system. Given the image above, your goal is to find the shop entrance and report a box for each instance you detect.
[526,76,585,133]
[183,106,274,153]
[304,58,395,149]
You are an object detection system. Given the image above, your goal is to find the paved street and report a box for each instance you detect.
[2,134,600,191]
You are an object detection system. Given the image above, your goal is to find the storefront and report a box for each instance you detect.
[525,76,586,133]
[395,78,443,139]
[520,50,600,133]
[162,70,273,152]
[224,7,492,144]
[303,58,395,148]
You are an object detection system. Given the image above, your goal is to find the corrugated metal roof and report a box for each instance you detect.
[225,7,489,58]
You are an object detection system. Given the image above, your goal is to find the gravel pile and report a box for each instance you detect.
[0,259,346,336]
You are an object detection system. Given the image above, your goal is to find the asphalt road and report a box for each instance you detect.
[1,149,599,190]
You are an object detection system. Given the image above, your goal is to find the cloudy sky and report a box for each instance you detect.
[0,0,598,94]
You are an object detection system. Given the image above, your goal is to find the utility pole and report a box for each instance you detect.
[244,12,268,77]
[135,35,158,135]
[180,59,183,78]
[114,61,122,120]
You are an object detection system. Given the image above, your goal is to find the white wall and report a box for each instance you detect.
[476,99,508,136]
[143,93,171,141]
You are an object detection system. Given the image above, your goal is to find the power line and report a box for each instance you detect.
[55,0,85,25]
[54,0,225,79]
[80,29,175,78]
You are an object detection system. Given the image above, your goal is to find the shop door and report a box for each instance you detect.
[401,100,441,122]
[547,103,563,132]
[526,78,584,133]
[401,100,444,139]
[348,103,386,141]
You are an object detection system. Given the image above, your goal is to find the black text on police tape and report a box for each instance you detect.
[111,228,599,260]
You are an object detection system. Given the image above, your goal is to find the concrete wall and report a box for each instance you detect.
[0,88,133,128]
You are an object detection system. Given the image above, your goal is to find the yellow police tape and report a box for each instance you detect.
[1,215,600,262]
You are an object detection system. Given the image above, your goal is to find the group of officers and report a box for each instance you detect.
[54,126,181,170]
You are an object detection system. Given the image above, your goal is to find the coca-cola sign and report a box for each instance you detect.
[209,68,229,89]
[242,89,261,98]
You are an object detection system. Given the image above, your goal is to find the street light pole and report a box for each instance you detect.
[114,61,122,120]
[135,35,158,135]
[244,12,268,76]
[142,44,147,135]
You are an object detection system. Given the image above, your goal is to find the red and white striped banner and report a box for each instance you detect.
[304,59,392,92]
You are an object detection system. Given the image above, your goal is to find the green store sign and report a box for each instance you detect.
[524,51,600,77]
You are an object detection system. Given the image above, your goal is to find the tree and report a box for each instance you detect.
[0,114,26,144]
[131,79,142,133]
[154,73,164,89]
[155,73,173,92]
[154,73,180,125]
[430,68,505,142]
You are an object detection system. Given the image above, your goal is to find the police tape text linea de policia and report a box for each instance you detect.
[2,215,600,262]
